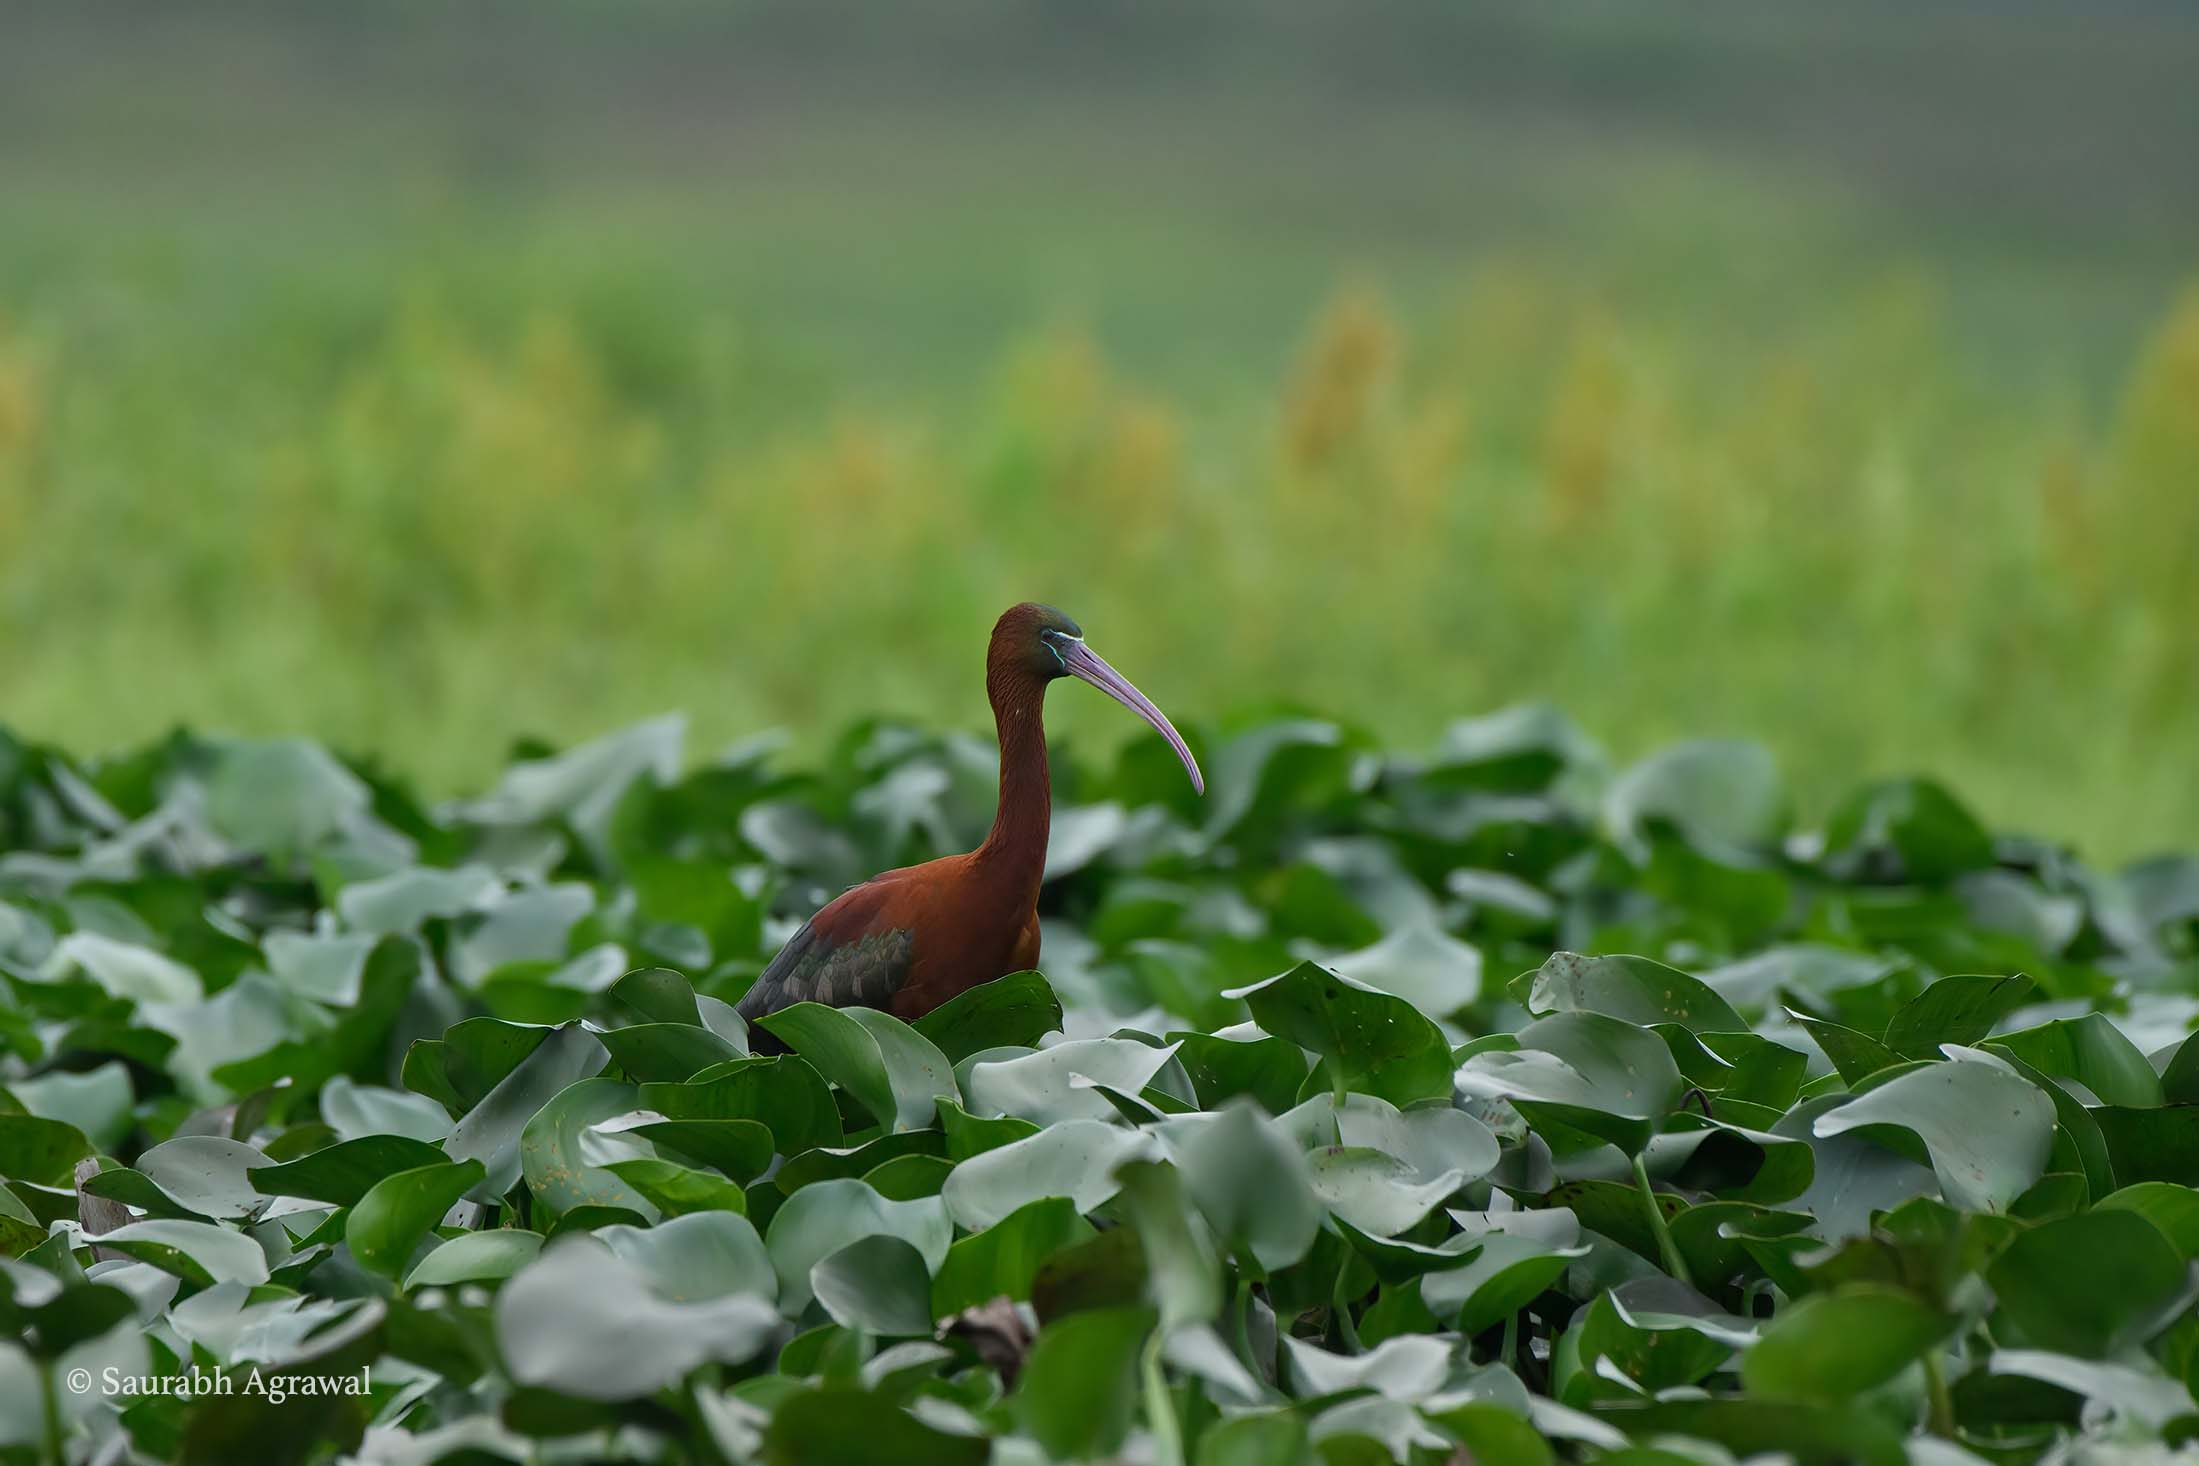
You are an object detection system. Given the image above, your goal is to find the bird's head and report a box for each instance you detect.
[990,602,1204,795]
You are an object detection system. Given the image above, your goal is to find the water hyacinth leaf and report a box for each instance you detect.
[1013,1305,1155,1462]
[760,1387,988,1466]
[402,1017,561,1119]
[1787,1012,1901,1087]
[519,1078,655,1219]
[617,1118,775,1184]
[774,1130,945,1194]
[1170,1102,1323,1271]
[1326,1093,1500,1184]
[1225,961,1452,1106]
[1740,1285,1952,1401]
[9,1063,132,1152]
[0,1115,93,1186]
[348,1158,487,1278]
[765,1179,951,1314]
[440,1022,609,1194]
[1285,1333,1452,1400]
[1114,1159,1222,1328]
[1987,1350,2199,1433]
[1989,1013,2162,1108]
[99,1220,271,1287]
[755,1003,957,1132]
[638,1055,843,1156]
[1823,776,1994,883]
[596,1211,776,1304]
[250,1133,450,1207]
[129,1136,273,1221]
[602,1158,748,1216]
[2094,1182,2199,1259]
[963,1038,1182,1125]
[1527,951,1746,1034]
[1170,1030,1308,1114]
[931,1197,1094,1318]
[1421,1233,1588,1334]
[1198,1411,1317,1466]
[594,1022,745,1084]
[911,970,1064,1062]
[607,965,704,1027]
[1606,739,1788,852]
[403,1229,544,1289]
[940,1119,1155,1231]
[1305,1148,1465,1237]
[1811,1055,2052,1213]
[1881,974,2035,1060]
[811,1234,935,1336]
[322,1076,456,1144]
[1454,1011,1684,1154]
[1327,923,1483,1018]
[496,1237,778,1401]
[1984,1208,2191,1357]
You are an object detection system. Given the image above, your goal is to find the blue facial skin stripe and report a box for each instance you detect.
[1044,631,1070,671]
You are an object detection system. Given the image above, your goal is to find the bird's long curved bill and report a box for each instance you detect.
[1062,641,1205,795]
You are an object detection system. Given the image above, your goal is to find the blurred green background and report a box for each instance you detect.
[2,1,2195,858]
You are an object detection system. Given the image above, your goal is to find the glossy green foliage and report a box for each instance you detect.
[0,714,2193,1463]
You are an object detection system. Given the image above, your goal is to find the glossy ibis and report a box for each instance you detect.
[736,603,1204,1030]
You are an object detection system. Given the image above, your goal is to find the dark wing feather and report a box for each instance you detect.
[736,881,916,1032]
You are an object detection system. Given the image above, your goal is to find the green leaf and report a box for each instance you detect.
[2094,1182,2199,1259]
[1991,1013,2163,1108]
[600,1157,747,1216]
[1788,1012,1902,1087]
[99,1219,271,1286]
[439,1021,608,1194]
[495,1236,778,1401]
[1226,961,1452,1106]
[761,1386,988,1466]
[639,1055,843,1155]
[1741,1285,1952,1401]
[1170,1030,1309,1114]
[1455,1011,1684,1154]
[1170,1102,1323,1271]
[519,1078,655,1218]
[1607,739,1788,851]
[1527,951,1747,1034]
[597,1210,776,1304]
[608,965,705,1028]
[765,1179,952,1315]
[133,1136,273,1219]
[1824,777,1994,883]
[1014,1305,1156,1461]
[0,1115,91,1187]
[347,1158,487,1278]
[250,1133,449,1206]
[931,1197,1095,1318]
[1985,1208,2191,1357]
[962,1038,1183,1125]
[404,1229,544,1288]
[1881,973,2035,1060]
[1812,1054,2052,1212]
[594,1022,745,1083]
[911,970,1064,1062]
[812,1234,935,1335]
[756,1003,957,1132]
[941,1119,1153,1231]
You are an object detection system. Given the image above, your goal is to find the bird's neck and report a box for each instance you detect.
[974,670,1049,905]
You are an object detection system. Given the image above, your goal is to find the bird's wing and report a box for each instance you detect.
[735,879,918,1025]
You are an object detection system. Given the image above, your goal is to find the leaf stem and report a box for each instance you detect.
[1631,1151,1691,1287]
[1141,1332,1184,1466]
[38,1360,62,1466]
[1923,1347,1956,1438]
